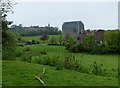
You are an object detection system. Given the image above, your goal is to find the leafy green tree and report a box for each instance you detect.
[49,37,57,44]
[58,35,63,45]
[104,30,120,53]
[65,35,76,50]
[68,35,76,45]
[83,33,95,52]
[1,0,17,60]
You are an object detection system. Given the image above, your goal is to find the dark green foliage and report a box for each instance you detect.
[24,47,31,51]
[31,40,36,44]
[1,0,17,60]
[58,35,63,45]
[68,45,78,53]
[77,43,85,52]
[2,22,17,60]
[25,40,39,45]
[15,52,23,57]
[49,37,57,44]
[64,54,76,70]
[56,58,64,70]
[40,51,47,55]
[104,30,120,53]
[65,30,120,54]
[32,56,41,64]
[91,62,107,76]
[21,55,32,63]
[65,43,72,50]
[91,43,109,54]
[82,33,95,52]
[11,24,61,36]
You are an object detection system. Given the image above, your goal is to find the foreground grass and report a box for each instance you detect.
[2,60,118,86]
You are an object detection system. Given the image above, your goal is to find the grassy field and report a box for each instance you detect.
[2,35,118,86]
[16,44,118,77]
[2,60,118,86]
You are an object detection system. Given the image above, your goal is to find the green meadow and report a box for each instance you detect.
[2,35,118,86]
[2,60,118,86]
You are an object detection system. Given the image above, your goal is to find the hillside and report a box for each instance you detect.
[2,60,118,86]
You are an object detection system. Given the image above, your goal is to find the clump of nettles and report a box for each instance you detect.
[91,62,107,76]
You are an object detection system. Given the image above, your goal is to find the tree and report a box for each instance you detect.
[83,33,95,52]
[49,36,57,44]
[65,35,76,50]
[1,0,17,60]
[104,30,120,53]
[64,33,70,43]
[58,35,63,45]
[40,34,49,43]
[68,35,76,45]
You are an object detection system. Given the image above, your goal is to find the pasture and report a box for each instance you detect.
[16,44,118,77]
[2,35,118,86]
[2,60,118,86]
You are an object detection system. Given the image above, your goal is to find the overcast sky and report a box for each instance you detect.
[7,1,118,30]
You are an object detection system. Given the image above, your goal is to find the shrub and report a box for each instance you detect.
[31,56,41,64]
[56,58,64,70]
[64,54,76,70]
[2,50,15,60]
[49,37,57,44]
[91,44,109,54]
[31,40,36,44]
[36,41,40,44]
[91,62,107,76]
[68,45,78,53]
[15,52,23,57]
[21,55,32,63]
[40,51,47,55]
[24,47,31,51]
[26,41,32,45]
[77,43,85,52]
[65,43,72,50]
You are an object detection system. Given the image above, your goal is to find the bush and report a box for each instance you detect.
[15,52,23,57]
[40,50,47,55]
[31,56,40,64]
[77,43,85,52]
[64,54,76,70]
[56,58,64,70]
[26,41,32,45]
[31,40,36,44]
[2,50,15,60]
[91,44,109,54]
[91,62,107,76]
[24,47,31,51]
[21,55,32,63]
[65,43,72,50]
[68,45,78,53]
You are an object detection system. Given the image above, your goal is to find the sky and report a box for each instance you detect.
[7,1,118,30]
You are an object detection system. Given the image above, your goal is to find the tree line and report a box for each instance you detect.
[10,24,62,36]
[64,30,120,54]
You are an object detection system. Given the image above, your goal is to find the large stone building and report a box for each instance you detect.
[62,21,85,35]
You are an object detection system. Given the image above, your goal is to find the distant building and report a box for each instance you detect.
[77,29,105,44]
[62,21,85,35]
[94,30,105,43]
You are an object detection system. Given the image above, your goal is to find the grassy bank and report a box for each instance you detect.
[2,60,118,86]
